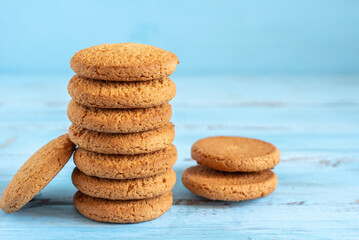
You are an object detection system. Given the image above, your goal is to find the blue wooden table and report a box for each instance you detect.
[0,74,358,239]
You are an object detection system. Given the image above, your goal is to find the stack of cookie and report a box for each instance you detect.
[182,136,280,201]
[66,43,179,223]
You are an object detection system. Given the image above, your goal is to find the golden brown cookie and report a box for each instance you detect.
[74,144,177,179]
[68,75,176,109]
[73,191,173,223]
[182,165,277,201]
[70,43,179,81]
[68,122,175,155]
[191,136,280,172]
[67,100,172,133]
[72,168,176,200]
[0,134,75,213]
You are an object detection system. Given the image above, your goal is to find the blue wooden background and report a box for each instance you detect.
[1,1,359,239]
[1,0,359,75]
[0,75,358,239]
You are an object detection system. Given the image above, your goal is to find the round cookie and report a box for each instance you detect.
[182,165,277,201]
[74,144,177,180]
[0,134,75,213]
[73,191,173,223]
[68,75,176,109]
[72,168,176,200]
[191,136,280,172]
[68,122,175,155]
[67,100,172,133]
[70,43,179,81]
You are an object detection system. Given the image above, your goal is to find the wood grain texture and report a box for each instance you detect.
[0,74,358,239]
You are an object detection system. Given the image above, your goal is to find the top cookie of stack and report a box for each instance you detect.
[66,43,179,223]
[70,43,178,81]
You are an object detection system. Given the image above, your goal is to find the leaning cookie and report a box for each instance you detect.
[0,134,75,213]
[72,168,176,200]
[67,100,172,133]
[68,122,175,155]
[70,43,179,81]
[182,165,277,201]
[73,191,173,223]
[68,75,176,109]
[74,145,177,180]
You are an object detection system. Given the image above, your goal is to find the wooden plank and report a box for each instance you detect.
[0,74,358,239]
[1,203,358,240]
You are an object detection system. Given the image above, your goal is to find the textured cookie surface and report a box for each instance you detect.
[70,43,179,81]
[182,165,277,201]
[68,75,176,109]
[67,100,172,133]
[73,191,173,223]
[72,168,176,200]
[0,134,75,213]
[191,136,280,172]
[74,144,177,179]
[69,122,175,154]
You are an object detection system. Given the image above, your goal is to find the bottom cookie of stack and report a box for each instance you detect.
[182,165,277,201]
[73,191,173,223]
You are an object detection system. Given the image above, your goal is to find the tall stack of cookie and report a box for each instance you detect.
[182,136,280,201]
[66,43,179,223]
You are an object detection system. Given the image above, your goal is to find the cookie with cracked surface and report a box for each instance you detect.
[70,43,179,81]
[191,136,280,172]
[69,122,175,155]
[73,191,173,223]
[74,144,177,180]
[0,134,75,213]
[72,168,176,200]
[68,75,176,109]
[67,100,172,133]
[182,165,277,201]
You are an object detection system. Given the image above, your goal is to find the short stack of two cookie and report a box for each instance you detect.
[66,43,179,223]
[183,137,280,201]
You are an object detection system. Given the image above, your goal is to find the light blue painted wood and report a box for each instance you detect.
[0,74,358,239]
[1,1,359,75]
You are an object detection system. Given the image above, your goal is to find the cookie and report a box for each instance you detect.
[70,43,179,81]
[68,75,176,109]
[182,165,277,201]
[73,191,173,223]
[0,134,75,213]
[74,144,177,180]
[67,100,172,133]
[191,136,280,172]
[72,168,176,200]
[68,122,175,155]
